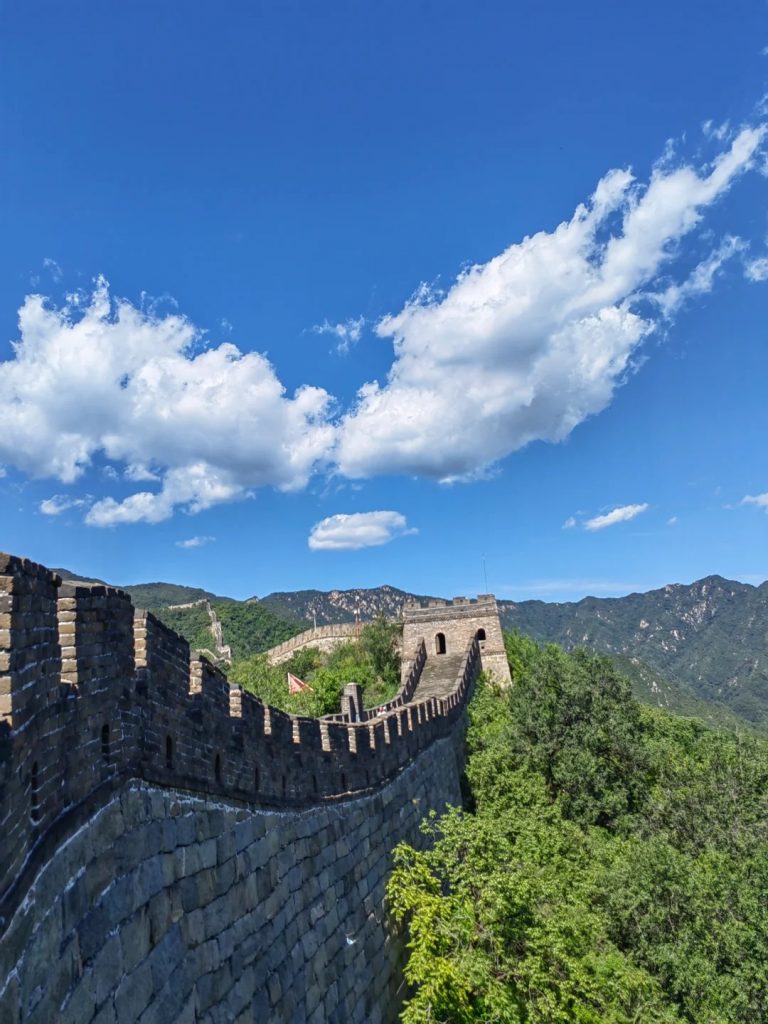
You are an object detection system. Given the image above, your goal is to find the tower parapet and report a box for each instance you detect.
[402,593,511,686]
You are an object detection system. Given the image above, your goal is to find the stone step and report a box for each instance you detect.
[413,653,465,701]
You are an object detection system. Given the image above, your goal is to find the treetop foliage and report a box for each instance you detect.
[388,633,768,1023]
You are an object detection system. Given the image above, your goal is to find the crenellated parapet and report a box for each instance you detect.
[0,552,480,927]
[402,593,512,686]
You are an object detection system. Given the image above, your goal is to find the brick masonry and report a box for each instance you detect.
[0,733,464,1024]
[0,552,483,1023]
[266,624,360,666]
[402,594,512,687]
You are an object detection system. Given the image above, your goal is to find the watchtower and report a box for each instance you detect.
[401,594,511,686]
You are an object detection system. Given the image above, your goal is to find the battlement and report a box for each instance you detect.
[324,637,428,724]
[402,593,497,618]
[402,590,511,687]
[0,552,480,924]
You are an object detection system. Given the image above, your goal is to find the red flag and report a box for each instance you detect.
[287,672,314,694]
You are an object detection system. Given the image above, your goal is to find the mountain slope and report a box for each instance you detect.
[53,567,224,609]
[258,585,435,625]
[499,575,768,725]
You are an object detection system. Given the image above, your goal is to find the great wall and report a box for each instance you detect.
[0,551,510,1024]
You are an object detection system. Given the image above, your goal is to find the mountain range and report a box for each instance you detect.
[54,566,767,730]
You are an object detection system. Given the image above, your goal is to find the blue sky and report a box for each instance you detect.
[1,0,766,601]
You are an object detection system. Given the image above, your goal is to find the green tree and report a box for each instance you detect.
[506,636,649,827]
[388,637,768,1023]
[361,614,401,688]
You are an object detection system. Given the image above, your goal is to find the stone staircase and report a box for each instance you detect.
[413,652,465,701]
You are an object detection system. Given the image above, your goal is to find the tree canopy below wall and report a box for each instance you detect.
[388,633,768,1023]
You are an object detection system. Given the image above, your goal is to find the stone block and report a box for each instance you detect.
[114,960,154,1024]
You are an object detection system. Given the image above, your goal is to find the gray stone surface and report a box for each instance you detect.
[0,733,463,1023]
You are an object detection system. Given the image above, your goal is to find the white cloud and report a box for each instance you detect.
[702,119,732,142]
[562,516,578,529]
[312,316,366,354]
[1,121,765,529]
[42,257,62,282]
[335,126,765,481]
[124,463,161,482]
[176,535,215,548]
[0,277,336,526]
[308,510,417,551]
[654,235,745,316]
[744,256,768,282]
[584,503,649,531]
[742,492,768,511]
[667,515,679,526]
[40,494,86,516]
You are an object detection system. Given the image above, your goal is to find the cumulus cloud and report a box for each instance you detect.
[176,535,215,548]
[744,256,768,282]
[312,316,366,354]
[1,121,765,529]
[562,516,578,529]
[308,510,417,551]
[0,277,336,526]
[39,494,87,516]
[742,492,768,511]
[335,126,765,481]
[584,503,649,531]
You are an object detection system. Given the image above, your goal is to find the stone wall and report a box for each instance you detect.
[0,732,464,1024]
[402,595,511,686]
[266,624,360,666]
[0,553,478,920]
[0,552,481,1023]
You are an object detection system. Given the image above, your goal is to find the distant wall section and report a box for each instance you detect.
[266,623,360,665]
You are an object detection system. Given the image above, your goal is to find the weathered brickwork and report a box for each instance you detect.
[402,595,512,686]
[0,733,463,1024]
[0,552,480,1022]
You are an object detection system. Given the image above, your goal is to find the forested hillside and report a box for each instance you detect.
[53,567,224,609]
[258,584,433,625]
[152,600,301,661]
[500,576,768,726]
[390,638,768,1023]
